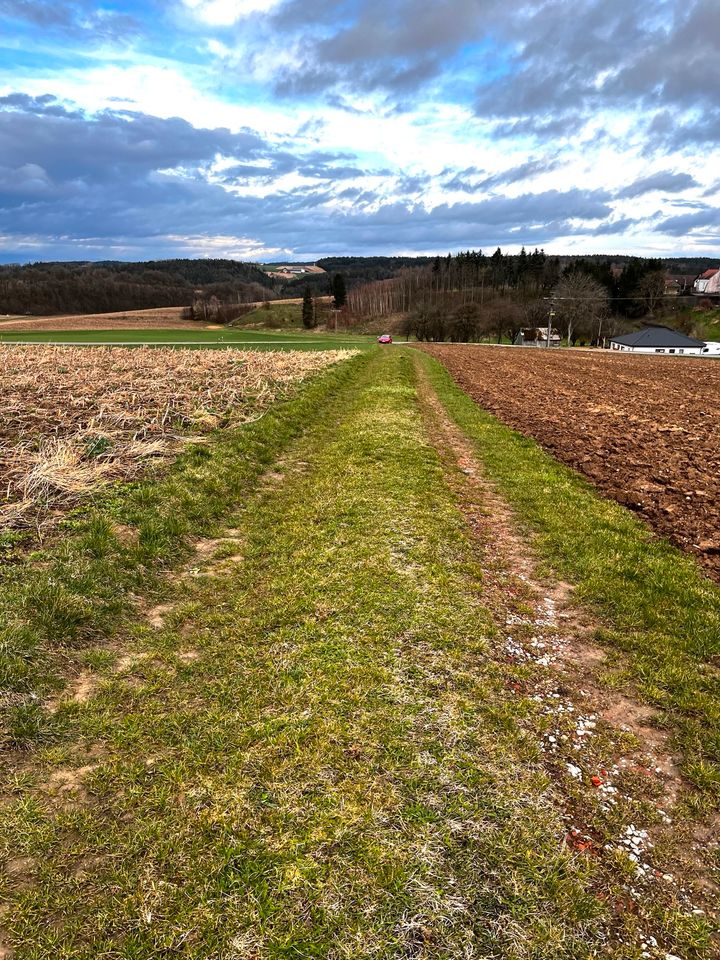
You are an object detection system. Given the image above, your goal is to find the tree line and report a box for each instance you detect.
[344,249,690,344]
[0,259,275,316]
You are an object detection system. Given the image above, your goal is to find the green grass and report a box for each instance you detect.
[419,350,720,808]
[233,301,303,328]
[2,351,715,958]
[0,353,372,742]
[694,309,720,343]
[0,328,371,350]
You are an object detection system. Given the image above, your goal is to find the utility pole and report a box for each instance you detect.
[547,302,556,348]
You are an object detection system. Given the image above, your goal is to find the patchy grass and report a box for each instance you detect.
[0,352,368,748]
[2,351,713,959]
[419,350,720,810]
[233,300,304,328]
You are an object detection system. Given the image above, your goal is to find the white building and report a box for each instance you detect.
[693,269,719,295]
[514,326,562,347]
[610,324,706,356]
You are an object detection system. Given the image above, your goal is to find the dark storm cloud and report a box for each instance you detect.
[653,207,720,236]
[0,96,282,249]
[0,0,141,38]
[471,0,720,128]
[0,95,619,260]
[616,171,698,199]
[264,0,720,153]
[0,95,385,255]
[0,96,268,186]
[272,0,503,98]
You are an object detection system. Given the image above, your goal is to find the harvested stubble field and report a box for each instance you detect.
[0,344,351,536]
[0,306,199,331]
[423,345,720,581]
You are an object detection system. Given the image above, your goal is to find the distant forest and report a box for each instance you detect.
[0,252,717,317]
[342,249,720,344]
[0,259,275,316]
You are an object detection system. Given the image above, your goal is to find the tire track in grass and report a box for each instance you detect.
[1,352,714,959]
[413,351,717,945]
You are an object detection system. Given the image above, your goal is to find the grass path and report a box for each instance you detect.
[1,350,717,958]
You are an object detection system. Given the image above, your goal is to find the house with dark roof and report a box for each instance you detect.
[610,324,706,356]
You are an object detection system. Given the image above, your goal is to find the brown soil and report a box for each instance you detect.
[414,357,716,909]
[0,307,200,331]
[422,345,720,580]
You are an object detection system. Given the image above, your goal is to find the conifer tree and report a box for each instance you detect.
[302,286,315,328]
[332,273,347,309]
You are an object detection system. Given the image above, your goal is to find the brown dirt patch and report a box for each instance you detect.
[421,344,720,581]
[147,603,174,628]
[0,307,200,331]
[67,672,98,704]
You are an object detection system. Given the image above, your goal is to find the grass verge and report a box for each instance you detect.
[1,351,712,959]
[0,352,370,749]
[418,350,720,809]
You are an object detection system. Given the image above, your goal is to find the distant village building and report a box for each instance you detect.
[667,274,697,296]
[703,269,720,297]
[514,327,562,347]
[693,268,719,295]
[610,324,706,356]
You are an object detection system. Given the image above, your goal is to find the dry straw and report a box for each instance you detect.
[1,345,354,534]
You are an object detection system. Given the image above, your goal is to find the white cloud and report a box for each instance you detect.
[183,0,282,26]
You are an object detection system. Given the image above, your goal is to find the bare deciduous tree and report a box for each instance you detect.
[636,270,667,317]
[552,273,608,345]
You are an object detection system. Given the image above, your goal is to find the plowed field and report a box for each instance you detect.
[423,345,720,580]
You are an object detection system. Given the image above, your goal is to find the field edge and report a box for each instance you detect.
[417,349,720,809]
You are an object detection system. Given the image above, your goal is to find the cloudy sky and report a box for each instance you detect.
[1,0,719,263]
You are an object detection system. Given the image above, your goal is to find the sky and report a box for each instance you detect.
[0,0,719,263]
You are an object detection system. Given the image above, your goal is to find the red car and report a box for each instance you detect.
[377,334,393,344]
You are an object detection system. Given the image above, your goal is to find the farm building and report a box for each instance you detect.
[704,269,720,297]
[693,268,719,295]
[610,324,706,356]
[514,326,562,347]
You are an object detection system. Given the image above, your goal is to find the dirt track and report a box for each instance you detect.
[423,345,720,581]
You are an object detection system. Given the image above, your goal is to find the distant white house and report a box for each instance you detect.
[610,324,706,356]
